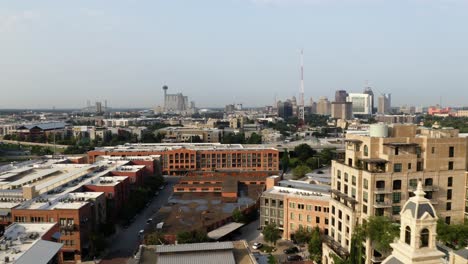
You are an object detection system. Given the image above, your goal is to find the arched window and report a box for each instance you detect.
[405,226,411,245]
[420,228,429,248]
[364,145,369,156]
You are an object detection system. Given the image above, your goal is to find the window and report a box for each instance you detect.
[448,177,453,187]
[290,212,294,220]
[363,179,368,189]
[448,161,454,170]
[393,163,402,172]
[338,210,342,218]
[392,192,401,203]
[449,146,454,157]
[352,176,356,186]
[351,188,356,198]
[446,202,452,211]
[376,180,385,189]
[364,145,369,156]
[363,205,368,214]
[307,215,311,223]
[447,189,452,200]
[395,147,399,155]
[425,191,433,199]
[337,181,341,191]
[298,214,302,221]
[393,180,401,190]
[408,163,412,170]
[417,161,423,171]
[363,192,368,203]
[337,170,341,179]
[420,229,429,248]
[409,179,418,188]
[425,178,433,186]
[331,206,335,214]
[445,216,451,224]
[316,216,320,224]
[405,226,411,245]
[344,173,348,182]
[431,147,435,154]
[392,206,401,215]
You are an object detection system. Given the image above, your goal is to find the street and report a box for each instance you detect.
[100,176,179,263]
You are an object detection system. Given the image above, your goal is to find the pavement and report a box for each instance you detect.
[232,218,309,263]
[99,176,179,264]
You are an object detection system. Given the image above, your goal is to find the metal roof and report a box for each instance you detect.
[156,241,234,253]
[207,222,244,240]
[18,122,66,131]
[157,250,236,264]
[15,240,63,264]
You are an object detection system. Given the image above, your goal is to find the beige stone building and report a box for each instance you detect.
[260,177,330,240]
[322,124,468,264]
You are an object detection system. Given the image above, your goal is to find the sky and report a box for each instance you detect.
[1,0,468,109]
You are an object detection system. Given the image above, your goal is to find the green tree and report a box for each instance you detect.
[294,143,316,162]
[317,148,336,165]
[288,157,301,168]
[349,224,366,264]
[308,226,322,263]
[267,254,276,264]
[293,225,312,244]
[262,223,281,246]
[365,216,399,254]
[306,157,320,170]
[232,208,246,223]
[437,219,468,249]
[281,150,290,172]
[176,230,209,244]
[247,133,262,144]
[292,165,311,179]
[146,232,166,245]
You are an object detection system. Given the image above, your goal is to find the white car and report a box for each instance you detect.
[139,230,144,236]
[252,242,263,250]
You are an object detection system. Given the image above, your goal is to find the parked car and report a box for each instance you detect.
[139,230,144,236]
[146,218,153,224]
[287,255,303,261]
[283,246,299,254]
[252,242,263,250]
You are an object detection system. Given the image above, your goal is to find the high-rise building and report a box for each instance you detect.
[331,102,353,120]
[317,97,331,116]
[363,87,375,114]
[378,94,391,114]
[347,93,372,116]
[291,96,298,117]
[162,85,193,113]
[322,124,468,264]
[332,90,352,120]
[277,100,293,119]
[335,90,348,103]
[309,97,317,114]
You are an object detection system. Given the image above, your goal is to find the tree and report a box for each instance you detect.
[145,231,166,245]
[306,157,320,170]
[288,157,301,168]
[247,133,262,144]
[293,225,312,245]
[437,219,468,249]
[262,223,281,246]
[349,224,366,264]
[232,208,246,223]
[292,165,311,179]
[281,150,290,173]
[294,143,316,162]
[365,216,399,254]
[176,230,209,244]
[318,148,336,165]
[267,254,276,264]
[308,226,322,263]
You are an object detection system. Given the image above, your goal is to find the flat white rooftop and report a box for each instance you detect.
[264,186,330,201]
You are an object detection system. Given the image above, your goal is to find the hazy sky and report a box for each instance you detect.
[1,0,468,109]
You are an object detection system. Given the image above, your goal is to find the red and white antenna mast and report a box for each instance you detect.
[298,49,305,126]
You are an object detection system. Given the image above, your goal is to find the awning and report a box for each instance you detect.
[207,222,244,240]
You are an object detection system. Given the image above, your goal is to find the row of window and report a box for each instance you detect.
[289,212,328,224]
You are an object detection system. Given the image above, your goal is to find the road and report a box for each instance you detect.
[100,176,179,263]
[0,139,69,148]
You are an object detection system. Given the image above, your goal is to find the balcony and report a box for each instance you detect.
[374,188,392,194]
[373,201,392,208]
[323,235,349,259]
[371,255,386,263]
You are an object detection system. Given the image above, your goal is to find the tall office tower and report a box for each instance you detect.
[347,93,372,116]
[332,90,352,120]
[335,90,348,103]
[309,97,317,114]
[277,101,293,119]
[322,124,467,264]
[378,94,392,114]
[96,102,103,114]
[298,49,305,125]
[291,96,298,117]
[363,86,375,114]
[317,97,331,116]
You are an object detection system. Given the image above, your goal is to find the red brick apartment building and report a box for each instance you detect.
[88,143,279,176]
[12,201,94,263]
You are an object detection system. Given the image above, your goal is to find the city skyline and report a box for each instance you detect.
[1,0,468,108]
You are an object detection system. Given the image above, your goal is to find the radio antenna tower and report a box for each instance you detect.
[298,49,305,126]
